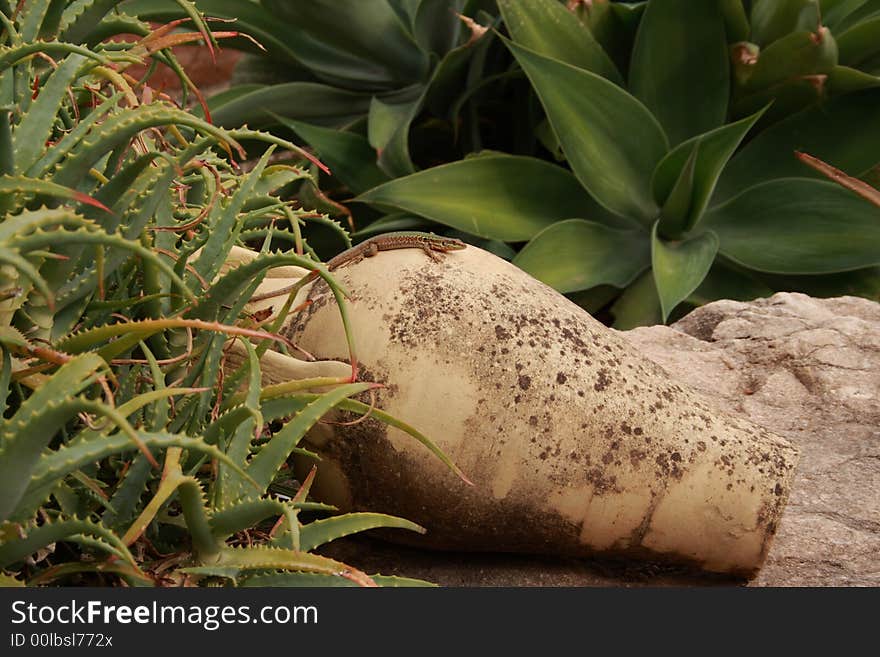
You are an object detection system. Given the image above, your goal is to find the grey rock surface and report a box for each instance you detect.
[323,293,880,586]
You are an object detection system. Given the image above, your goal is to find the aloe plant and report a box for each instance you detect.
[0,0,458,587]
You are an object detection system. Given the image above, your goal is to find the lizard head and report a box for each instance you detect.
[434,236,468,251]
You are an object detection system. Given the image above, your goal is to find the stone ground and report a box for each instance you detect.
[322,293,880,586]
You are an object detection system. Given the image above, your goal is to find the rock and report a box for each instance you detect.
[626,293,880,586]
[283,247,799,576]
[320,292,878,586]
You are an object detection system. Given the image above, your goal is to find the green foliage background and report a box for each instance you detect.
[130,0,880,327]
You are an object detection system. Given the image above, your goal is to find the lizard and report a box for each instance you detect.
[250,231,467,303]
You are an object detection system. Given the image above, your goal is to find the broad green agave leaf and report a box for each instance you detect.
[505,39,668,221]
[705,178,880,274]
[629,0,729,146]
[688,263,775,305]
[651,224,720,321]
[497,0,622,84]
[206,82,376,130]
[357,154,626,241]
[513,219,649,294]
[610,270,663,330]
[837,16,880,66]
[737,28,838,94]
[652,109,765,234]
[750,0,822,46]
[260,0,429,90]
[715,88,880,200]
[830,0,880,34]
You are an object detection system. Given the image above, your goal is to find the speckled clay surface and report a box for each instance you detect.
[283,246,799,575]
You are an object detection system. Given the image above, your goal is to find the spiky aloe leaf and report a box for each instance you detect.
[216,341,262,506]
[13,53,87,173]
[243,383,373,500]
[51,104,243,190]
[209,498,297,543]
[24,93,123,178]
[216,546,376,587]
[0,175,111,213]
[0,353,105,521]
[0,517,139,570]
[259,391,473,485]
[299,512,425,552]
[11,427,255,523]
[26,560,154,587]
[240,573,435,587]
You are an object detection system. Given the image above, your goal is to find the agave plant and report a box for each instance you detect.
[123,0,507,183]
[353,0,880,326]
[0,0,458,587]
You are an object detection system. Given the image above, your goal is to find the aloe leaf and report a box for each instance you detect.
[18,0,55,42]
[358,154,627,241]
[705,178,880,273]
[0,41,110,71]
[216,342,262,504]
[245,383,372,498]
[240,572,435,587]
[0,517,139,570]
[193,148,273,284]
[299,512,424,552]
[651,225,720,321]
[652,109,765,232]
[13,431,254,522]
[0,245,52,305]
[505,39,668,220]
[10,227,196,304]
[497,0,622,84]
[61,0,130,43]
[715,88,880,200]
[0,109,12,176]
[750,0,821,46]
[0,353,104,521]
[25,93,122,178]
[216,545,375,586]
[13,54,86,173]
[610,270,663,329]
[102,454,152,532]
[262,392,471,485]
[52,104,242,189]
[0,175,110,213]
[26,560,154,587]
[513,219,649,294]
[209,498,292,542]
[629,0,729,145]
